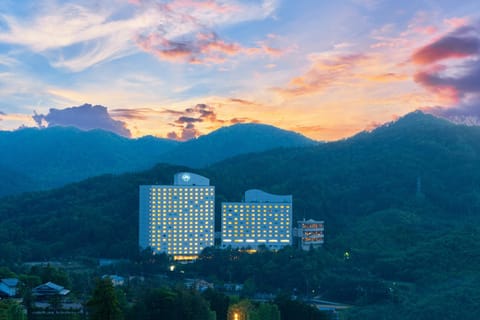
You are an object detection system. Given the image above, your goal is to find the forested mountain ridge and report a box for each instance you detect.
[160,123,318,168]
[0,123,315,197]
[1,111,479,258]
[0,126,179,197]
[2,111,480,318]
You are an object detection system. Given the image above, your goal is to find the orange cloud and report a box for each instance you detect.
[272,53,368,97]
[365,73,409,82]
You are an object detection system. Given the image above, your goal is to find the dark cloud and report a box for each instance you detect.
[32,103,131,137]
[175,116,203,124]
[230,117,259,124]
[414,60,480,101]
[413,24,480,103]
[0,111,5,115]
[111,108,154,120]
[165,103,228,141]
[167,104,221,140]
[167,123,198,141]
[412,35,479,65]
[229,98,256,105]
[135,31,243,64]
[162,103,260,141]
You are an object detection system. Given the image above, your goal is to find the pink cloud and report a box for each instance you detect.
[167,0,238,14]
[412,36,479,64]
[444,17,469,29]
[412,24,480,104]
[414,25,438,35]
[414,69,460,103]
[136,29,284,64]
[411,25,479,65]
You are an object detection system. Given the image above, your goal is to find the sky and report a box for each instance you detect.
[0,0,479,141]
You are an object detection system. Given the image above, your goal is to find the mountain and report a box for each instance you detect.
[159,123,317,168]
[0,123,315,197]
[0,126,179,197]
[2,111,480,317]
[1,111,479,258]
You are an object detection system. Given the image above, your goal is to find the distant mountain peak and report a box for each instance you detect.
[161,123,317,168]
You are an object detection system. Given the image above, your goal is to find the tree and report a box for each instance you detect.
[203,289,230,320]
[250,303,280,320]
[0,300,26,320]
[87,278,123,320]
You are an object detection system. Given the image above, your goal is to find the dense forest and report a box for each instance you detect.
[1,111,480,318]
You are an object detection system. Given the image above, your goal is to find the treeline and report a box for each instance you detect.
[0,263,328,320]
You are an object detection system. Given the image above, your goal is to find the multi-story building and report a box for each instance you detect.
[221,189,292,250]
[139,172,215,261]
[296,219,324,250]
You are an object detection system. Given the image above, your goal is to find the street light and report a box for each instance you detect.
[234,312,239,320]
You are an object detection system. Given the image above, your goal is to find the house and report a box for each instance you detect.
[0,278,19,298]
[32,282,70,301]
[184,278,214,292]
[102,275,125,286]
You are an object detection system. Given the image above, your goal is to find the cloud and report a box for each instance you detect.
[167,122,198,141]
[422,104,480,126]
[0,0,280,71]
[444,17,469,29]
[414,53,480,104]
[366,73,408,82]
[164,103,221,140]
[175,116,203,124]
[110,108,154,120]
[412,34,479,65]
[136,31,283,64]
[32,103,131,137]
[412,23,480,104]
[163,102,264,140]
[229,117,259,124]
[229,98,256,105]
[272,53,368,97]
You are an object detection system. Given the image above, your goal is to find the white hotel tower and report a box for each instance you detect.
[139,172,215,261]
[221,189,292,250]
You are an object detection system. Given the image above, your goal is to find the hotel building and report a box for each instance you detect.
[296,219,324,250]
[221,189,292,250]
[139,172,215,261]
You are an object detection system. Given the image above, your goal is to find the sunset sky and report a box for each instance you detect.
[0,0,479,140]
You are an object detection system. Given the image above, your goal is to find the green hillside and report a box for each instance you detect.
[1,111,480,318]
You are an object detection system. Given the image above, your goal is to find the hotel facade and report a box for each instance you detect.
[221,189,292,250]
[296,219,324,250]
[139,172,215,261]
